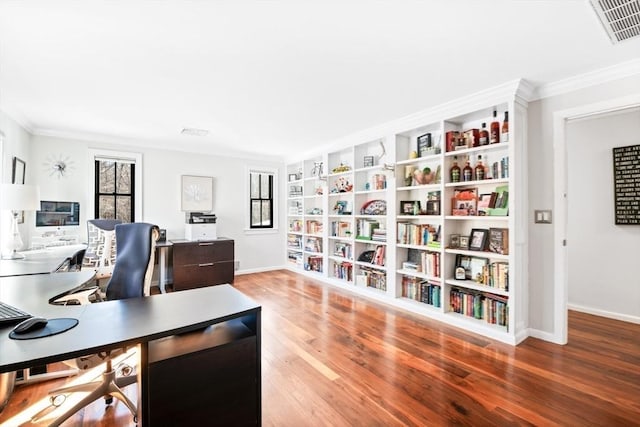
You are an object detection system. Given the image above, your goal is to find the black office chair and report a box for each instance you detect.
[48,222,159,426]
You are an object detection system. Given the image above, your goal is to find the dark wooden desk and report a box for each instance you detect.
[0,245,87,278]
[0,273,261,426]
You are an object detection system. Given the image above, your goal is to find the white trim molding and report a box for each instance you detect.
[535,58,640,101]
[244,165,279,234]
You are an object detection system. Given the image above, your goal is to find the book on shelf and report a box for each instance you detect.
[371,227,387,242]
[397,223,439,246]
[372,245,385,266]
[488,228,509,255]
[401,275,441,307]
[306,219,323,234]
[331,221,351,237]
[492,157,509,179]
[333,261,353,281]
[305,236,322,253]
[356,219,380,240]
[333,242,353,259]
[306,255,323,273]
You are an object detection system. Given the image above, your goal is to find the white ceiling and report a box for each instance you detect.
[1,0,639,161]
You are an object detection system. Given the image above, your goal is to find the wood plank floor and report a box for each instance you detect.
[1,269,639,426]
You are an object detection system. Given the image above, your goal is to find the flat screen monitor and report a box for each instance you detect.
[35,201,80,227]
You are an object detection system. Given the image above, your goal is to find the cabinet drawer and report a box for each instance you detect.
[173,240,234,266]
[173,261,234,291]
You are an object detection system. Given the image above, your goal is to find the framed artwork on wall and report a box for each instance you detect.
[12,157,26,223]
[12,157,25,184]
[181,175,213,212]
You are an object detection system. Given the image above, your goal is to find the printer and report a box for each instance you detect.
[185,212,217,241]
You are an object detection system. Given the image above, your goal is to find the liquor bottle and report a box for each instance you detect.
[462,157,473,181]
[479,123,489,146]
[501,111,509,143]
[490,110,500,144]
[475,155,485,180]
[450,156,461,183]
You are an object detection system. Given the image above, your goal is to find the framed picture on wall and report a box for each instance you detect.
[12,157,26,223]
[181,175,214,212]
[12,157,25,184]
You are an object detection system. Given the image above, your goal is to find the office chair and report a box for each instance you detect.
[48,222,159,427]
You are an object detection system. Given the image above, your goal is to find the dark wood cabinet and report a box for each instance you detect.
[171,238,234,291]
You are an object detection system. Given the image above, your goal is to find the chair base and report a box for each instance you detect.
[48,361,137,427]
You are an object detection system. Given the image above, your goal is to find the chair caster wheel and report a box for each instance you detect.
[105,396,114,405]
[50,394,66,407]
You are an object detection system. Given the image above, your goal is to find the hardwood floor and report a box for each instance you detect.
[2,269,639,426]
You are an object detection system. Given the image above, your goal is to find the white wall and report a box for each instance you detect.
[28,134,285,273]
[528,73,640,336]
[0,110,33,253]
[566,109,640,320]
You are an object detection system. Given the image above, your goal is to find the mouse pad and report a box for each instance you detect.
[9,318,79,340]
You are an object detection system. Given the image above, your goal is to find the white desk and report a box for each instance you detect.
[0,245,87,278]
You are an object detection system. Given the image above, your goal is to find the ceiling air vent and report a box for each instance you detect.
[590,0,640,43]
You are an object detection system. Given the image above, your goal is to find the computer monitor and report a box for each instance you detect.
[35,201,80,227]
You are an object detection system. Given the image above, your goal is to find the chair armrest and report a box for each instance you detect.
[51,286,100,306]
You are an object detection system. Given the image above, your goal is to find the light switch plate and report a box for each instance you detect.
[534,210,552,224]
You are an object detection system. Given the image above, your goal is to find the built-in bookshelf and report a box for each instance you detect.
[285,80,529,345]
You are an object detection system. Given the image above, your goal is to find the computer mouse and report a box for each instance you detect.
[12,317,48,334]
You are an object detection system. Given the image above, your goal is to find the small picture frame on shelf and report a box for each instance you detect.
[400,200,419,215]
[449,234,460,249]
[416,132,432,157]
[469,228,489,251]
[363,155,374,167]
[288,173,298,182]
[455,254,472,279]
[459,235,469,250]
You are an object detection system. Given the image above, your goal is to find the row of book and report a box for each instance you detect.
[288,185,303,197]
[401,276,441,308]
[403,251,440,278]
[333,261,353,281]
[330,221,351,237]
[287,234,302,250]
[358,267,386,291]
[397,223,440,246]
[306,220,323,235]
[333,242,352,259]
[287,251,302,265]
[305,237,322,253]
[288,219,302,233]
[356,219,381,240]
[370,245,385,266]
[449,288,508,327]
[480,262,509,290]
[305,255,323,273]
[372,228,387,242]
[492,157,509,179]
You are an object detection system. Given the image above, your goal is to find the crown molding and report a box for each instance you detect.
[32,128,284,163]
[0,107,35,134]
[534,58,640,100]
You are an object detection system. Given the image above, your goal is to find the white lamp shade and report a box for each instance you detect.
[0,184,41,211]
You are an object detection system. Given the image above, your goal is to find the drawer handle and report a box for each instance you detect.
[198,262,214,267]
[198,242,214,246]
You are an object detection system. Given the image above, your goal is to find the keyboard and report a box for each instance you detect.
[0,301,32,326]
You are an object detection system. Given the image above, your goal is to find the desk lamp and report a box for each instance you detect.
[0,184,41,259]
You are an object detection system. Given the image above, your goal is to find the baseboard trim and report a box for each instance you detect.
[526,328,565,345]
[567,303,640,325]
[235,265,286,276]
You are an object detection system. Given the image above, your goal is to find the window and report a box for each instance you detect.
[95,160,135,221]
[249,171,274,229]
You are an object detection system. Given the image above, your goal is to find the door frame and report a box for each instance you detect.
[552,93,640,344]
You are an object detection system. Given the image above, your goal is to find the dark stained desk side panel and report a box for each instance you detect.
[148,336,258,425]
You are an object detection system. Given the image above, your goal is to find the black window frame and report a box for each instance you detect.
[94,160,135,221]
[249,171,274,229]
